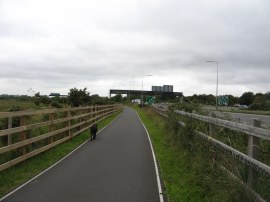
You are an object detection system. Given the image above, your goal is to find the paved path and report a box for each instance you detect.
[2,107,161,202]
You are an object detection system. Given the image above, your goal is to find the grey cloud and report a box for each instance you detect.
[0,0,270,96]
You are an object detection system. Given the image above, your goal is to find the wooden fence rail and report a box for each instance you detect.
[174,110,270,141]
[0,104,122,172]
[153,106,270,171]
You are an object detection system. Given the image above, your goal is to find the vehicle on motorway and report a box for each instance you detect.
[233,104,249,109]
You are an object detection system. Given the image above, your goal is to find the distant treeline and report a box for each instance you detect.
[1,90,270,110]
[184,91,270,110]
[0,87,122,111]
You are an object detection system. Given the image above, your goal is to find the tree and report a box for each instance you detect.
[110,94,122,103]
[206,94,216,105]
[90,94,112,105]
[227,95,239,106]
[41,96,51,106]
[262,92,270,101]
[253,94,263,104]
[250,92,270,110]
[239,92,254,106]
[68,87,91,107]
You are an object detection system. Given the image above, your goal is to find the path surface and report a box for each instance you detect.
[2,107,161,202]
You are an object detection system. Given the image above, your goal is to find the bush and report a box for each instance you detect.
[169,102,202,113]
[51,101,62,108]
[250,101,270,110]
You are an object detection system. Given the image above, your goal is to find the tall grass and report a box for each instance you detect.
[0,99,40,111]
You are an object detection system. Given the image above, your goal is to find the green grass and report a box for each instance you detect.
[133,105,198,201]
[132,105,254,202]
[0,99,41,111]
[0,98,70,112]
[0,112,121,197]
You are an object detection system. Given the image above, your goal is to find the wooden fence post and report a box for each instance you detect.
[90,106,93,125]
[50,113,55,143]
[208,112,217,137]
[20,116,27,155]
[247,118,261,186]
[208,111,217,166]
[67,110,71,139]
[92,106,94,123]
[8,117,12,145]
[87,107,91,128]
[79,108,82,130]
[95,105,98,123]
[247,118,260,159]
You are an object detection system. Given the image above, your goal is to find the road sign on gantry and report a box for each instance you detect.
[146,96,155,105]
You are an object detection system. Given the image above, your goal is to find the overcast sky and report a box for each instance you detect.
[0,0,269,97]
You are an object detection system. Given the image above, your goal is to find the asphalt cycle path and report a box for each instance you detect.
[1,107,162,202]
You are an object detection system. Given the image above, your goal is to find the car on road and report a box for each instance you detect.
[233,104,249,109]
[239,105,249,109]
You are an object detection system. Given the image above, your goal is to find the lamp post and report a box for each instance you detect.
[141,73,152,108]
[129,80,136,100]
[206,60,219,110]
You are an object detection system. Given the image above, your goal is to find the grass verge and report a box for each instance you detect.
[133,105,195,201]
[133,104,254,202]
[0,112,121,198]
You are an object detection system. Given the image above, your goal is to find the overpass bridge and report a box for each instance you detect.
[109,89,183,97]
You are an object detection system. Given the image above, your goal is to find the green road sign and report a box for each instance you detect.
[146,96,155,105]
[218,95,229,106]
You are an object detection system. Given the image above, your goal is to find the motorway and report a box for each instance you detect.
[227,112,270,128]
[1,107,161,202]
[158,103,270,128]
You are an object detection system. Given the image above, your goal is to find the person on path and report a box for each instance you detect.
[90,123,97,140]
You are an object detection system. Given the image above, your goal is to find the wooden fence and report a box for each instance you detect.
[0,104,122,172]
[153,105,270,201]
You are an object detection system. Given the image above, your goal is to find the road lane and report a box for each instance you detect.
[228,112,270,128]
[1,107,161,202]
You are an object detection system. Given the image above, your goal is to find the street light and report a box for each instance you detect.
[206,60,219,110]
[129,80,136,100]
[141,73,152,108]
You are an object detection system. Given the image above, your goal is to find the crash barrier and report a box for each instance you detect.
[152,105,270,202]
[0,104,122,172]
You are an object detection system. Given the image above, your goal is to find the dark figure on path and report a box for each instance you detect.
[90,123,98,140]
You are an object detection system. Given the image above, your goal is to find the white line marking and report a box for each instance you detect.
[136,111,164,202]
[0,113,121,201]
